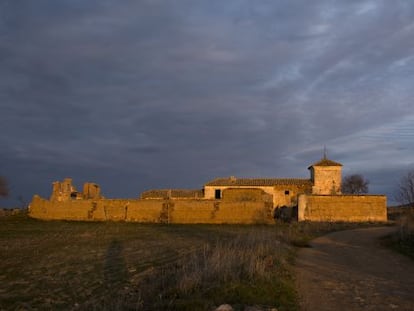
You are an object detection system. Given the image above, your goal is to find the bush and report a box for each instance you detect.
[386,210,414,259]
[397,211,414,241]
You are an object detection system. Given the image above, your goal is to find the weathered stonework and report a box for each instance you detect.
[298,194,387,222]
[29,194,274,224]
[308,158,342,195]
[221,188,272,202]
[82,183,101,200]
[29,157,388,223]
[50,179,101,201]
[50,178,78,201]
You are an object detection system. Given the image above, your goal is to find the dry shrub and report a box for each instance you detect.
[385,209,414,260]
[105,228,290,309]
[397,210,414,241]
[174,228,286,295]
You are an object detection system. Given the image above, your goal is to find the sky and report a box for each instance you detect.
[1,0,414,207]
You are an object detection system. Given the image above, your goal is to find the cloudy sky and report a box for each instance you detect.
[1,0,414,206]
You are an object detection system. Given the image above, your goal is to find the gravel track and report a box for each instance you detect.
[295,227,414,311]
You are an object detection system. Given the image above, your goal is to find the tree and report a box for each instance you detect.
[342,174,369,194]
[0,176,9,198]
[395,171,414,206]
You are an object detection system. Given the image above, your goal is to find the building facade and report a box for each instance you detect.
[203,156,343,207]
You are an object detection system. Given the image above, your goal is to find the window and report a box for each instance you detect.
[215,189,221,199]
[284,190,290,195]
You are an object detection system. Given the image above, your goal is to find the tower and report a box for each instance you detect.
[308,156,342,195]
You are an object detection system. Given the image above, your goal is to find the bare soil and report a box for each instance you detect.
[295,227,414,311]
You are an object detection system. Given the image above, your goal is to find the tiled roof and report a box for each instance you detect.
[309,158,342,168]
[205,177,312,187]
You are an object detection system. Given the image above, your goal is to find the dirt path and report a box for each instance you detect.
[295,227,414,311]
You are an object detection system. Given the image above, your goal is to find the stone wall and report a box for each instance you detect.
[204,185,275,201]
[29,195,274,224]
[221,188,272,202]
[140,189,204,199]
[298,194,387,222]
[272,184,311,207]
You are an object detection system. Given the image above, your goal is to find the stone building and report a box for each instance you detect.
[204,177,312,207]
[308,157,342,195]
[203,156,343,207]
[29,156,387,223]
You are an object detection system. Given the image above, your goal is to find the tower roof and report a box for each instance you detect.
[308,158,342,169]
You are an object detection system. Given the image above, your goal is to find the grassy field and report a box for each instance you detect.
[0,214,375,311]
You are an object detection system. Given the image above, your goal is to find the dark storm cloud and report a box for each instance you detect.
[1,0,414,206]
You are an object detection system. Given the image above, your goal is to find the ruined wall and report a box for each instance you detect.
[82,183,101,200]
[50,179,101,202]
[298,194,387,222]
[50,178,78,201]
[29,196,274,224]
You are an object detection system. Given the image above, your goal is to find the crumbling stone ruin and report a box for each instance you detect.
[50,178,101,201]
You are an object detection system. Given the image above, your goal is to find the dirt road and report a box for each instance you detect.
[295,227,414,311]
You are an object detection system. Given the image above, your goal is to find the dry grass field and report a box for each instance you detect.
[0,213,372,311]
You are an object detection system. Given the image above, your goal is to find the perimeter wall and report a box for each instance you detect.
[29,195,274,224]
[29,190,388,224]
[298,194,387,222]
